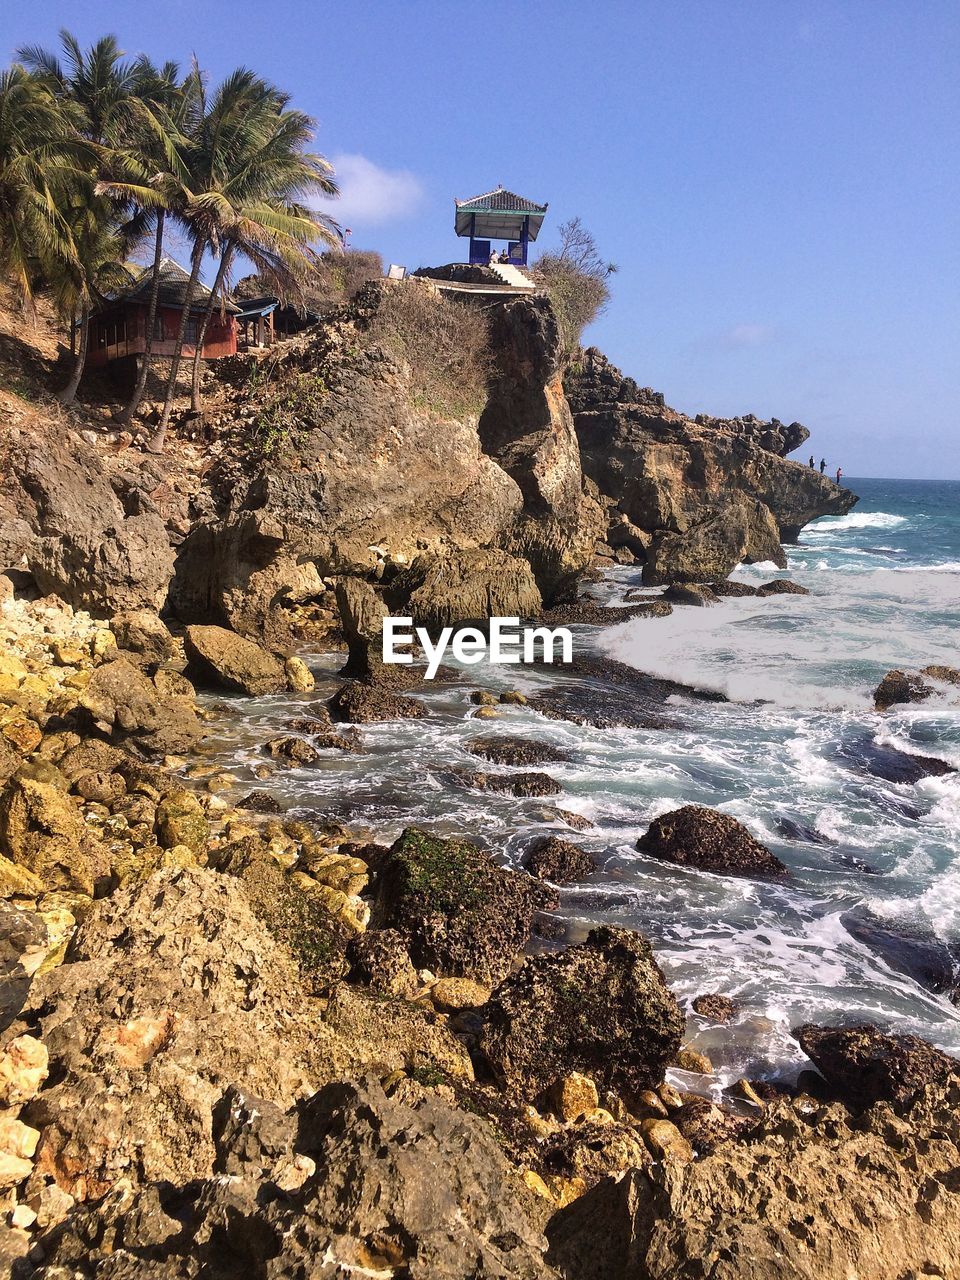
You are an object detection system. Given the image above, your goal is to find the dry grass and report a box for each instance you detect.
[365,281,492,419]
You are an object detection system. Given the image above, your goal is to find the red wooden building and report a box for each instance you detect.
[87,257,239,372]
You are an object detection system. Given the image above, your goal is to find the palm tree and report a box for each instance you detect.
[187,100,340,411]
[148,67,328,450]
[0,66,82,306]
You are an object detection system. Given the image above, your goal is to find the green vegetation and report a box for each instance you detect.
[533,217,616,357]
[1,28,341,438]
[365,282,492,420]
[392,828,487,919]
[252,370,327,457]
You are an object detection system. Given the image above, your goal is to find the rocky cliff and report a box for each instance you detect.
[1,281,856,636]
[566,348,857,584]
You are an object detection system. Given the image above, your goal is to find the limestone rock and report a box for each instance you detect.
[335,577,388,677]
[523,836,597,884]
[874,669,934,712]
[466,736,571,767]
[79,656,202,755]
[795,1022,960,1113]
[154,789,208,853]
[0,1035,48,1106]
[637,805,788,878]
[329,679,427,723]
[480,925,683,1098]
[548,1072,599,1122]
[109,610,176,669]
[388,548,542,630]
[183,624,287,696]
[371,827,557,985]
[0,777,110,894]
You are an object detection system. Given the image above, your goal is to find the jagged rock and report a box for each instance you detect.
[262,734,321,766]
[643,494,786,585]
[547,1072,599,1122]
[329,679,427,722]
[541,599,672,625]
[0,776,110,894]
[430,976,491,1012]
[370,827,557,985]
[692,993,739,1023]
[663,583,718,606]
[794,1023,960,1113]
[445,766,562,797]
[874,669,934,712]
[480,925,684,1098]
[346,927,419,998]
[183,624,287,696]
[109,610,176,669]
[523,836,597,884]
[755,578,810,596]
[466,736,571,767]
[335,576,388,677]
[154,789,208,853]
[707,580,759,597]
[545,1077,960,1280]
[637,806,788,878]
[540,1120,650,1189]
[0,1034,48,1106]
[79,656,202,754]
[388,548,543,629]
[31,1078,554,1279]
[0,430,174,615]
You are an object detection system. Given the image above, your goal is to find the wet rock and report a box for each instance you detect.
[673,1048,713,1074]
[691,993,739,1023]
[706,580,759,597]
[445,766,562,798]
[673,1095,744,1152]
[795,1022,960,1113]
[183,624,287,696]
[370,827,556,985]
[523,836,597,884]
[775,816,833,844]
[236,789,284,814]
[529,807,594,831]
[79,656,203,754]
[529,653,722,731]
[922,664,960,686]
[466,735,571,767]
[329,679,427,723]
[262,735,321,767]
[874,669,934,712]
[499,690,528,705]
[541,599,672,626]
[663,583,718,607]
[480,925,683,1098]
[470,690,498,706]
[284,655,315,692]
[636,805,788,878]
[756,578,810,596]
[837,733,954,785]
[841,909,960,1001]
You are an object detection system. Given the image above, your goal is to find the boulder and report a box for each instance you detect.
[32,1078,555,1279]
[642,494,786,586]
[755,578,810,596]
[346,928,419,998]
[183,624,287,696]
[79,656,203,754]
[388,548,543,630]
[523,836,597,884]
[329,679,427,723]
[466,735,571,767]
[874,669,934,712]
[480,925,684,1098]
[0,776,110,894]
[636,806,787,878]
[662,583,718,607]
[370,827,557,985]
[795,1023,960,1113]
[691,993,739,1023]
[445,766,563,798]
[109,609,176,669]
[154,789,208,853]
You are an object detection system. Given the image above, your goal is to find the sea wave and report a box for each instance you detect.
[804,511,908,533]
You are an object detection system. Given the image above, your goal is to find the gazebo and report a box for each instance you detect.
[454,186,547,267]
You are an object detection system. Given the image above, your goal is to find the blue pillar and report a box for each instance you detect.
[520,215,530,266]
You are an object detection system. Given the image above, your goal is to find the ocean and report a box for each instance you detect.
[206,476,960,1092]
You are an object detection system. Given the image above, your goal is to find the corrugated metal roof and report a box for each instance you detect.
[455,187,547,214]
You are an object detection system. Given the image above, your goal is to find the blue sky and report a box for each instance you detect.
[5,1,958,477]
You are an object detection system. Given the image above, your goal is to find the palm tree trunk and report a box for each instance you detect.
[150,240,204,453]
[58,307,89,406]
[122,209,165,426]
[189,241,233,411]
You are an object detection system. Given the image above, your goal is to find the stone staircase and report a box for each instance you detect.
[489,262,535,290]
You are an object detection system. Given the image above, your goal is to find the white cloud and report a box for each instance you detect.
[318,153,424,227]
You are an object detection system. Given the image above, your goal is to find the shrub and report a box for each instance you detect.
[533,217,616,356]
[364,281,492,419]
[235,247,384,311]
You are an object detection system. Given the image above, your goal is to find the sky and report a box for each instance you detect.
[4,1,959,478]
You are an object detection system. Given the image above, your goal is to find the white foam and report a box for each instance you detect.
[805,511,908,533]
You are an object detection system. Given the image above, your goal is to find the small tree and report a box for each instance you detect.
[533,217,616,356]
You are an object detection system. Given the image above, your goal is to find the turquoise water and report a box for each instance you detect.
[208,477,960,1088]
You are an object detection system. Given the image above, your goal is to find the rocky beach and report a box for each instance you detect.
[1,272,959,1280]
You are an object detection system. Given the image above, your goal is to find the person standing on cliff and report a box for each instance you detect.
[820,458,826,473]
[836,466,843,484]
[809,455,815,467]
